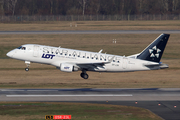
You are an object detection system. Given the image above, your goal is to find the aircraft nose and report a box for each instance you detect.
[6,51,13,57]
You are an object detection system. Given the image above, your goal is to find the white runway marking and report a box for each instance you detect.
[27,90,58,91]
[1,89,58,92]
[1,90,25,91]
[6,94,133,97]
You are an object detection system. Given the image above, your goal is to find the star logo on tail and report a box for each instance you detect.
[149,46,161,58]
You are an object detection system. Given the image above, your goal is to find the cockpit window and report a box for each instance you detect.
[17,46,22,49]
[17,46,26,50]
[22,47,26,50]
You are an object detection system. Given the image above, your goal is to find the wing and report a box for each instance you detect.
[75,56,115,70]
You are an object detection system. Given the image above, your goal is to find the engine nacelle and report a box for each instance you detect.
[59,63,78,72]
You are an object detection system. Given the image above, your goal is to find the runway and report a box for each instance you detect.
[0,88,180,120]
[0,30,180,34]
[1,88,180,101]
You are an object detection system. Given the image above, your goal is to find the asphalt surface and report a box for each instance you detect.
[0,30,180,34]
[0,88,180,120]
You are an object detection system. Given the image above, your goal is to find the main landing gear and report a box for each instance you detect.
[25,61,30,72]
[80,70,89,79]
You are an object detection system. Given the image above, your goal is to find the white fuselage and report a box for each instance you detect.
[7,44,161,72]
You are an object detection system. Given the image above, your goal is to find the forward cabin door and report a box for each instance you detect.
[33,45,39,57]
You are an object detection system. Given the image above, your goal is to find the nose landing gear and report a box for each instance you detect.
[25,61,30,72]
[80,70,89,79]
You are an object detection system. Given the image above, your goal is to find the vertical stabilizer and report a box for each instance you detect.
[137,34,170,62]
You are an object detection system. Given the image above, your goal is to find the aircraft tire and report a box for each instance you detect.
[25,68,29,71]
[80,73,84,78]
[80,73,89,79]
[83,74,89,79]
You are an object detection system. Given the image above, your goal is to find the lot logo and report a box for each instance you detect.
[64,67,70,69]
[42,54,55,59]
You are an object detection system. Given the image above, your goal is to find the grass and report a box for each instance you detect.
[0,102,161,120]
[0,59,179,88]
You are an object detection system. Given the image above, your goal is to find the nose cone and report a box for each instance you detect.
[6,51,13,58]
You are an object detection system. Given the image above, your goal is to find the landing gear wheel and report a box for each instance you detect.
[80,73,84,78]
[80,72,89,79]
[83,74,89,79]
[25,68,29,71]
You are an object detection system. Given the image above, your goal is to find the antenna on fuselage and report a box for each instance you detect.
[98,49,103,53]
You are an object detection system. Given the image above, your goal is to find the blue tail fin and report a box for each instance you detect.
[137,33,170,63]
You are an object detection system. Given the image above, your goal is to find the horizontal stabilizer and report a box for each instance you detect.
[143,63,169,69]
[159,63,169,69]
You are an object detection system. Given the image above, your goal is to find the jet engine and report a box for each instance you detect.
[59,63,78,72]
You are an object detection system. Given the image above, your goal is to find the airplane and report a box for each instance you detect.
[6,33,170,79]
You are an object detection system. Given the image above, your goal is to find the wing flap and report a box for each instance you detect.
[76,56,115,66]
[76,56,115,70]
